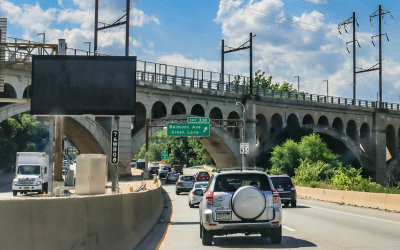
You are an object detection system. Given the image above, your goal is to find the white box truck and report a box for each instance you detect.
[12,152,50,196]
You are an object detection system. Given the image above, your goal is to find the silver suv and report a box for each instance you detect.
[198,170,282,245]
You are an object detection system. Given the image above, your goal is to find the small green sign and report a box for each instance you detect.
[167,123,210,137]
[161,151,168,160]
[187,117,210,123]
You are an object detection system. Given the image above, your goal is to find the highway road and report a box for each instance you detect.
[158,167,400,249]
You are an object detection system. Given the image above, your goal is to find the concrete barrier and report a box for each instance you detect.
[297,186,400,212]
[0,186,164,250]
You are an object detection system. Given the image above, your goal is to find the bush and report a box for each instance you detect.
[292,159,330,185]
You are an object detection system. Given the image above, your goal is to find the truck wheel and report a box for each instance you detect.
[13,191,17,196]
[271,226,282,244]
[201,225,213,245]
[189,202,194,208]
[291,200,297,207]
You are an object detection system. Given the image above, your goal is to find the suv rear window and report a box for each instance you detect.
[270,176,293,187]
[180,176,195,181]
[199,172,209,176]
[214,174,271,192]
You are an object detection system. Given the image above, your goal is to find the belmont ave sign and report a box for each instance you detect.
[167,123,210,137]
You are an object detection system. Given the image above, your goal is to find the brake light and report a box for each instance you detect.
[291,184,296,191]
[272,189,280,203]
[192,191,195,195]
[206,191,214,205]
[177,181,182,184]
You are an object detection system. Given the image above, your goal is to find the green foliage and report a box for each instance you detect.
[293,159,330,185]
[255,70,296,92]
[0,114,49,171]
[269,139,300,176]
[138,129,213,167]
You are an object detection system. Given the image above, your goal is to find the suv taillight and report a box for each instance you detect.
[206,191,214,205]
[272,189,280,203]
[291,184,296,191]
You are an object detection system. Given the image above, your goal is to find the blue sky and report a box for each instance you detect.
[2,0,400,103]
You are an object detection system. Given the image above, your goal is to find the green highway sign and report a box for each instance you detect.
[167,123,210,137]
[161,151,168,160]
[187,117,210,123]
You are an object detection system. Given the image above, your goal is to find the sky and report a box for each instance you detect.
[1,0,400,103]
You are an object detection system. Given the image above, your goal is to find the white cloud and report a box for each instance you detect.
[304,0,328,4]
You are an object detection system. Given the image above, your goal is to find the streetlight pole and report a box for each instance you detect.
[236,102,246,170]
[83,42,91,55]
[294,75,300,92]
[37,33,45,55]
[323,80,328,97]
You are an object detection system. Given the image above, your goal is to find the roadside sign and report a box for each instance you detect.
[240,143,249,155]
[161,151,168,160]
[110,129,119,164]
[167,123,210,137]
[187,117,210,123]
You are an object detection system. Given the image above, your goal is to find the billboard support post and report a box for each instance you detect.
[111,116,119,193]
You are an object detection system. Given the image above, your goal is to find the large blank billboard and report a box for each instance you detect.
[31,55,136,116]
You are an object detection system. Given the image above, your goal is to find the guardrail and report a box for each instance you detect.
[1,37,400,111]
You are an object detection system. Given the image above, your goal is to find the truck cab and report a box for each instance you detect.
[12,152,50,196]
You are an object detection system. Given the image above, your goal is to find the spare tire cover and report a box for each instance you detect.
[232,186,266,220]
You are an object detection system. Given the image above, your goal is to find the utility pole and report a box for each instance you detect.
[294,76,300,92]
[222,33,256,95]
[323,80,328,97]
[94,0,130,56]
[37,32,45,55]
[338,12,360,103]
[221,39,224,85]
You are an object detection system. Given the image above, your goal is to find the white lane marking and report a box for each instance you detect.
[309,205,400,226]
[283,226,296,232]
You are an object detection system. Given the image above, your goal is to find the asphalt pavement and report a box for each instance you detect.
[156,167,400,249]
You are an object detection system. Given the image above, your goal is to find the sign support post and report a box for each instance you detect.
[111,116,120,193]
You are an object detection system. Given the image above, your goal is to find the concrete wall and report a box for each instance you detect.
[297,186,400,212]
[0,187,163,250]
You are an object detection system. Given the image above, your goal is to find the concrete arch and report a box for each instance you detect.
[386,124,396,162]
[133,102,146,136]
[318,116,329,126]
[191,104,205,117]
[151,101,167,119]
[271,113,283,135]
[23,86,31,98]
[332,117,344,133]
[227,111,240,139]
[209,107,223,119]
[0,103,109,156]
[302,114,314,125]
[346,120,357,141]
[171,102,186,115]
[360,123,371,157]
[0,83,17,107]
[131,114,241,169]
[287,113,299,127]
[256,113,267,144]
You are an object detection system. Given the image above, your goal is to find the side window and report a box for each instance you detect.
[205,174,214,192]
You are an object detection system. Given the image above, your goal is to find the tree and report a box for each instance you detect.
[269,139,300,176]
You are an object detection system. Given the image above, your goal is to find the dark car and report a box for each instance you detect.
[149,163,159,175]
[158,164,171,179]
[175,175,196,195]
[136,159,145,170]
[172,165,183,174]
[270,175,297,207]
[195,171,210,181]
[165,172,179,184]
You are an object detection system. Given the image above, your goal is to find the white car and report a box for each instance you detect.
[188,181,208,208]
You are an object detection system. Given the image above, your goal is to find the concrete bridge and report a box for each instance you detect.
[1,53,400,185]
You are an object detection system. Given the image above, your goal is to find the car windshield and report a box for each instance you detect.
[270,177,292,187]
[214,173,271,192]
[181,176,195,181]
[17,165,40,175]
[195,183,208,189]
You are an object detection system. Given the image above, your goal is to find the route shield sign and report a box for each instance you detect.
[167,123,210,137]
[110,129,119,164]
[240,143,249,155]
[161,151,168,160]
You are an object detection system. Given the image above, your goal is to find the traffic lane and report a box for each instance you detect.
[283,199,400,249]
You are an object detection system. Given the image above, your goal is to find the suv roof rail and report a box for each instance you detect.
[216,167,242,173]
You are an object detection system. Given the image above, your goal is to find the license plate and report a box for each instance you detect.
[24,187,29,190]
[277,188,284,192]
[216,211,231,221]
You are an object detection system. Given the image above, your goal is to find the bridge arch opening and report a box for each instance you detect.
[227,111,240,139]
[287,113,299,127]
[318,116,329,126]
[332,117,344,133]
[360,123,371,156]
[22,86,31,99]
[132,102,146,135]
[302,114,314,125]
[346,120,357,141]
[0,83,17,107]
[209,107,223,119]
[386,125,396,162]
[171,102,186,115]
[151,101,167,119]
[256,114,267,144]
[271,113,283,135]
[191,104,205,117]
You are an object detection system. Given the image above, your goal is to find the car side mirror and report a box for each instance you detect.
[194,190,203,196]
